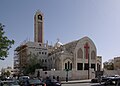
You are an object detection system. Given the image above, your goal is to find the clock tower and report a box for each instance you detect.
[34,10,44,43]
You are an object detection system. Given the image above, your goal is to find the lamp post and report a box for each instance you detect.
[65,69,69,82]
[64,69,69,82]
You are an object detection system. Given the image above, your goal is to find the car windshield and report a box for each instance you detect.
[19,76,29,79]
[29,79,41,84]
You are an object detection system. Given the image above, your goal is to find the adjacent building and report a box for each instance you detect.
[114,57,120,70]
[14,11,47,73]
[14,41,48,73]
[1,67,19,77]
[103,57,120,70]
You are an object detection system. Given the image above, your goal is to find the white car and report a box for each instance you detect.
[1,80,20,86]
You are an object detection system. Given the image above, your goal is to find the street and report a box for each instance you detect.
[62,83,99,86]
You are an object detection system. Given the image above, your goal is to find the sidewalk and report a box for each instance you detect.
[61,79,91,84]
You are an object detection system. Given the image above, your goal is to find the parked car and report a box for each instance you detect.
[91,76,120,86]
[1,80,20,86]
[44,78,61,86]
[19,76,30,85]
[91,78,99,83]
[19,76,30,81]
[28,79,46,86]
[101,75,120,82]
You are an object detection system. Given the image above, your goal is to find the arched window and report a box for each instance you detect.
[70,63,72,70]
[77,48,83,58]
[64,60,72,70]
[39,59,41,62]
[42,59,44,62]
[65,63,67,69]
[45,59,47,62]
[91,51,96,59]
[68,61,70,69]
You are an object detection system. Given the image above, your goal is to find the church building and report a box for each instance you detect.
[33,11,102,80]
[33,10,102,71]
[14,10,102,79]
[47,37,102,71]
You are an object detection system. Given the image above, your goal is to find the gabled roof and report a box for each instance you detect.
[50,36,96,55]
[63,36,96,54]
[63,40,79,54]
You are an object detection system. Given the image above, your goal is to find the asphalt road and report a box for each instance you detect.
[62,83,99,86]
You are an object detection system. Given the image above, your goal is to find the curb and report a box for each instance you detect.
[61,81,91,84]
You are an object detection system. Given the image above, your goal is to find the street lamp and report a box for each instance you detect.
[65,69,69,82]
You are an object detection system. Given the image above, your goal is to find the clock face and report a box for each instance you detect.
[38,15,42,20]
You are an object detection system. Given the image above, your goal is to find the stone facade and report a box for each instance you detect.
[14,11,102,80]
[34,11,44,43]
[114,57,120,70]
[47,37,102,72]
[14,41,48,73]
[35,69,95,80]
[33,36,102,80]
[1,67,19,77]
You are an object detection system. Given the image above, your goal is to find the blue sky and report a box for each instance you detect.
[0,0,120,69]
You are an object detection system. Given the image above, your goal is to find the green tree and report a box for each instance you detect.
[103,61,114,70]
[23,54,43,75]
[5,71,11,77]
[0,23,14,60]
[2,71,11,78]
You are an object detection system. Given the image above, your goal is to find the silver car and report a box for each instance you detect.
[1,80,20,86]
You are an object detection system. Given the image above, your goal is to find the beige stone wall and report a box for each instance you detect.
[34,11,44,43]
[97,56,102,71]
[47,37,102,72]
[14,41,48,72]
[114,57,120,70]
[35,69,95,80]
[103,69,120,76]
[74,37,97,71]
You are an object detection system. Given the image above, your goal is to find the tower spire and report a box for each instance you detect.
[34,10,44,43]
